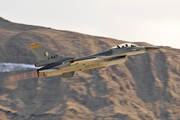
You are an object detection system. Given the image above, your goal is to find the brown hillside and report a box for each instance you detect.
[0,17,180,120]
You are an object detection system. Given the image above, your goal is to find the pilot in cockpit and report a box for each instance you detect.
[111,43,139,49]
[125,44,128,48]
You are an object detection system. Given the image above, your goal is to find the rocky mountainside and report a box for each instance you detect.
[0,17,180,120]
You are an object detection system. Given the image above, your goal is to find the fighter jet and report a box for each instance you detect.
[29,43,160,78]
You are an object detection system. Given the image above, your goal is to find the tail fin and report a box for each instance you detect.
[29,44,71,63]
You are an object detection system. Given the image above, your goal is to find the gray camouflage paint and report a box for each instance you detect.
[32,44,160,78]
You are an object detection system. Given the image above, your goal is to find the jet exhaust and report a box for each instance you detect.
[4,70,38,85]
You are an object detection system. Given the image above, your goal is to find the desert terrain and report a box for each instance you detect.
[0,17,180,120]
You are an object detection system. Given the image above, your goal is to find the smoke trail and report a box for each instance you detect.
[0,63,39,72]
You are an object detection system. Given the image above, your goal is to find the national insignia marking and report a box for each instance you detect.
[44,52,49,56]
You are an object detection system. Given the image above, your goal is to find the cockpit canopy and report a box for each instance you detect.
[111,43,139,49]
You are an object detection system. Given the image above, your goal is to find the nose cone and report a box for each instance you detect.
[145,47,160,52]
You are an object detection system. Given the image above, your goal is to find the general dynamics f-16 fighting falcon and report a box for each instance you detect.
[29,43,160,78]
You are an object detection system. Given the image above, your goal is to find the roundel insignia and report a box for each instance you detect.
[44,52,49,56]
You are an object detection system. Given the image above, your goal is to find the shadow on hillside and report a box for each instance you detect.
[125,50,170,103]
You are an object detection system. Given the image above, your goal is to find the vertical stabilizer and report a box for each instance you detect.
[29,44,71,63]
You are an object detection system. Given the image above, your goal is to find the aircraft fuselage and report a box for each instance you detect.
[37,43,159,78]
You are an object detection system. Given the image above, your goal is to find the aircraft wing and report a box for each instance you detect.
[71,57,102,65]
[102,55,126,61]
[71,55,126,65]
